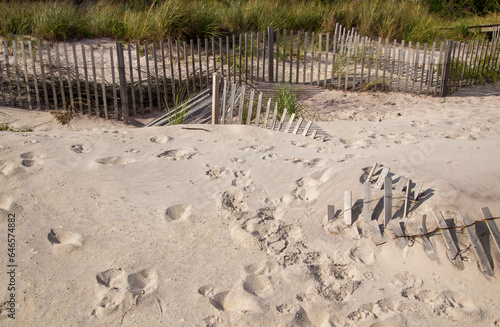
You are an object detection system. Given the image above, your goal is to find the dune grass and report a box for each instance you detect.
[0,0,498,44]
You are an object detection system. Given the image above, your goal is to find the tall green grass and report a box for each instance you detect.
[0,0,498,43]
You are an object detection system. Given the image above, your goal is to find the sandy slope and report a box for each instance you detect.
[1,85,500,326]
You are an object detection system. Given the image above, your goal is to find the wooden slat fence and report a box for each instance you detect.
[211,74,323,140]
[1,24,499,122]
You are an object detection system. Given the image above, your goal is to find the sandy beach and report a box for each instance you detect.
[1,84,500,326]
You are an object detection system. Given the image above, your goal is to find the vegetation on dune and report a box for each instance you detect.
[0,0,498,43]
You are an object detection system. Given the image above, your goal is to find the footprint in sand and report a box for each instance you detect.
[242,275,272,297]
[219,189,248,214]
[95,156,135,165]
[0,161,24,177]
[0,193,14,219]
[206,167,231,179]
[262,154,281,161]
[150,135,173,144]
[71,144,89,154]
[240,145,274,153]
[47,228,83,248]
[157,148,197,160]
[290,141,314,148]
[209,288,261,313]
[20,151,42,167]
[92,268,159,317]
[285,158,327,169]
[349,245,375,265]
[284,168,333,203]
[164,204,191,222]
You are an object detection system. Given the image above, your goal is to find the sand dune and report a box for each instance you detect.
[1,85,500,326]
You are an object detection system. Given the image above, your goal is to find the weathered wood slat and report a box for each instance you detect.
[116,43,129,122]
[289,30,293,83]
[302,121,313,137]
[136,44,145,115]
[282,29,287,83]
[370,220,386,245]
[327,205,335,223]
[232,35,237,83]
[184,42,190,95]
[277,107,288,131]
[403,179,411,219]
[29,42,41,110]
[390,219,408,248]
[360,37,366,90]
[363,182,372,233]
[284,113,296,133]
[317,33,322,85]
[229,83,236,124]
[481,207,500,253]
[128,43,137,115]
[239,34,243,85]
[275,29,280,82]
[221,79,227,124]
[394,176,408,193]
[198,38,204,89]
[71,44,81,112]
[459,210,494,276]
[0,61,5,106]
[246,89,255,125]
[20,41,32,109]
[238,84,245,124]
[384,176,392,227]
[292,117,303,134]
[296,31,300,84]
[344,190,352,226]
[303,32,308,84]
[191,39,197,90]
[324,32,329,88]
[271,102,278,130]
[5,40,14,107]
[12,41,23,107]
[226,36,230,84]
[109,47,119,119]
[144,43,153,111]
[310,129,318,140]
[101,47,108,119]
[90,46,99,115]
[434,211,464,270]
[255,92,263,127]
[219,37,224,81]
[375,167,390,190]
[47,43,59,110]
[81,45,91,116]
[152,43,161,111]
[263,98,271,128]
[310,32,315,85]
[366,163,378,183]
[250,32,254,83]
[434,42,444,96]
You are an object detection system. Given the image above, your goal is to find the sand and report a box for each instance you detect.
[1,84,500,326]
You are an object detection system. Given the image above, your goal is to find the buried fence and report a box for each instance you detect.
[326,163,500,277]
[0,25,499,122]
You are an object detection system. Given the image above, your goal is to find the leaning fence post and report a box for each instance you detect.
[212,73,221,124]
[268,26,274,82]
[116,42,129,123]
[440,40,453,97]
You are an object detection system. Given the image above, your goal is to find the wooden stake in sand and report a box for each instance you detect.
[375,167,390,190]
[384,176,392,227]
[344,191,352,226]
[390,219,408,249]
[363,182,372,233]
[459,210,494,276]
[433,211,464,270]
[481,207,500,253]
[212,73,221,124]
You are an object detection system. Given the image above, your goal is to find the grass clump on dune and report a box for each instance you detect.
[0,0,498,44]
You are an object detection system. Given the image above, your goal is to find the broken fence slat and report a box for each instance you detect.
[459,211,494,276]
[370,220,386,245]
[434,211,464,270]
[481,207,500,253]
[302,121,313,137]
[363,182,372,233]
[390,219,408,249]
[375,167,390,190]
[366,163,378,183]
[284,113,296,133]
[344,191,352,226]
[292,117,304,134]
[384,176,392,227]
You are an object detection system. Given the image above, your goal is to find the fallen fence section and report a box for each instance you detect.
[325,163,500,277]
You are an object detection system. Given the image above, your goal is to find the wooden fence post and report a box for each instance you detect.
[212,73,221,124]
[116,42,129,123]
[268,26,274,82]
[440,40,454,97]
